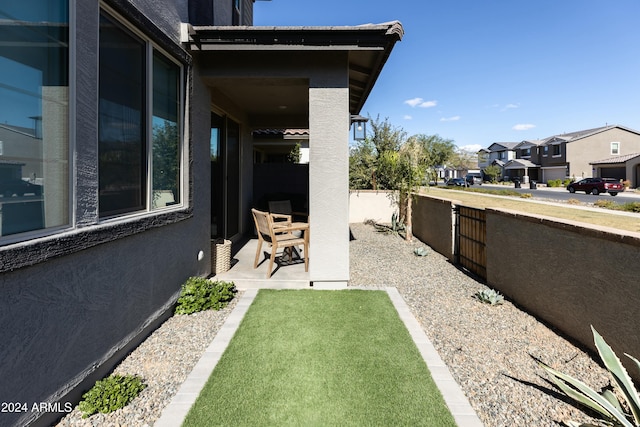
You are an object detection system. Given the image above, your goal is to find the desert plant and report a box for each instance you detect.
[621,202,640,213]
[567,198,582,205]
[175,277,237,315]
[373,212,406,236]
[472,288,504,305]
[595,199,618,210]
[413,247,428,257]
[537,326,640,427]
[78,374,146,418]
[520,193,532,199]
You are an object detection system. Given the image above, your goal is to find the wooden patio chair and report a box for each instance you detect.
[268,200,308,227]
[251,208,309,278]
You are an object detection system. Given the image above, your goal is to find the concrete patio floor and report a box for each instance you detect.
[212,237,311,289]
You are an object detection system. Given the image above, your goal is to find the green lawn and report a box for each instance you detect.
[424,186,640,233]
[183,289,456,427]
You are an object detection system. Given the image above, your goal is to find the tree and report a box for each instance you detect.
[448,147,478,172]
[349,116,457,240]
[483,164,502,182]
[408,134,456,184]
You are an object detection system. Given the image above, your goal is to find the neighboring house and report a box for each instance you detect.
[478,142,518,180]
[479,125,640,186]
[0,1,403,426]
[591,152,640,186]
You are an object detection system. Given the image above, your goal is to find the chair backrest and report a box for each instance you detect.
[268,200,292,215]
[251,209,273,242]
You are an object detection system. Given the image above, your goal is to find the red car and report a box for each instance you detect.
[566,177,624,196]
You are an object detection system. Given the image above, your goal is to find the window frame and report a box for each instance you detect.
[0,1,192,269]
[611,141,620,155]
[98,6,186,222]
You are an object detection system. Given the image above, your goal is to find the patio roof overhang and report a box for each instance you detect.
[181,22,404,125]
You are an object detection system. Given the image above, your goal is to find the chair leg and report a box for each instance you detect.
[303,242,309,272]
[267,248,276,278]
[254,239,263,269]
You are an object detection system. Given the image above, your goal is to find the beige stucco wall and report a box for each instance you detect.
[348,190,397,223]
[411,193,457,261]
[567,127,640,179]
[485,208,640,375]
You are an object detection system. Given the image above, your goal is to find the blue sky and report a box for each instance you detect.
[255,0,640,152]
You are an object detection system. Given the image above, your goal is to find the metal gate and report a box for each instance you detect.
[455,206,487,280]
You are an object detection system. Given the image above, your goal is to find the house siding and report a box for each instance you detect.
[0,1,216,426]
[566,128,640,179]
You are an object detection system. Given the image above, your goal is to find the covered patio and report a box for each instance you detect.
[213,236,311,288]
[182,22,403,287]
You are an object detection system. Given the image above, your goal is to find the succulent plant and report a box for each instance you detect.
[537,326,640,427]
[473,288,504,305]
[413,247,428,257]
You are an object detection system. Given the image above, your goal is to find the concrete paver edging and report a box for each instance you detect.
[155,287,484,427]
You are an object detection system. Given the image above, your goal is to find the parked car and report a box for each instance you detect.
[446,177,467,187]
[566,177,624,196]
[0,179,42,197]
[465,173,482,185]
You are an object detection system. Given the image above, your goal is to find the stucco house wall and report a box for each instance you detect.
[0,1,214,426]
[566,127,640,179]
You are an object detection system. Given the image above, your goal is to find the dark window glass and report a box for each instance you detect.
[0,1,69,238]
[152,51,181,208]
[98,13,146,217]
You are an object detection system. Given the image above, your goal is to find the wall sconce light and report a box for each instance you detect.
[350,114,368,141]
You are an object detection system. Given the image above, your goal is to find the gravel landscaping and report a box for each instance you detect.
[56,222,611,426]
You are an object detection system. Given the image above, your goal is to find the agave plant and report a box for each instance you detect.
[413,247,428,257]
[537,326,640,427]
[472,288,504,305]
[373,212,406,236]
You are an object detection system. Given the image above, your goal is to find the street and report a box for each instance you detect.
[477,183,640,205]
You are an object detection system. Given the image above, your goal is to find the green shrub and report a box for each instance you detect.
[78,374,146,418]
[175,277,237,315]
[563,178,573,187]
[548,179,563,187]
[472,288,504,305]
[537,326,640,427]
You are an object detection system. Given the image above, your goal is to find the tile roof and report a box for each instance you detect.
[590,152,640,165]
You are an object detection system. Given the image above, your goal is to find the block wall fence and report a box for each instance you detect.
[350,191,640,380]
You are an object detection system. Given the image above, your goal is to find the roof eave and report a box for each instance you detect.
[183,22,404,115]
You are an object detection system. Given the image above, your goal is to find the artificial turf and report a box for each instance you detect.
[182,289,456,426]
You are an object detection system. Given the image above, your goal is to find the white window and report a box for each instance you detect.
[611,142,620,155]
[98,10,184,218]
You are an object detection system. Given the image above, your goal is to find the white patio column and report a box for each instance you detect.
[308,86,350,288]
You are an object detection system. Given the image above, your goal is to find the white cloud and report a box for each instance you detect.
[440,116,460,122]
[513,123,536,131]
[502,103,519,111]
[403,115,413,120]
[404,97,423,107]
[404,97,437,108]
[459,144,483,152]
